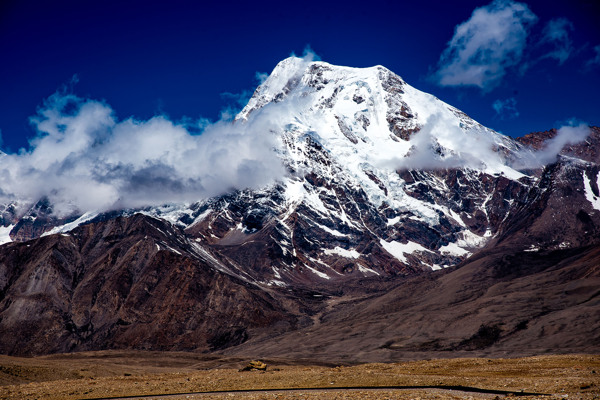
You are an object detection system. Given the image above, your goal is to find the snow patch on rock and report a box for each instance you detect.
[583,171,600,211]
[324,246,360,258]
[379,239,430,263]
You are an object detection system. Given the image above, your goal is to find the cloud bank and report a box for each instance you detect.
[395,113,505,171]
[432,0,537,91]
[383,113,590,173]
[0,92,286,216]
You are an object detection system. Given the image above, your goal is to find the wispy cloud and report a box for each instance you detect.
[432,0,537,91]
[585,45,600,69]
[492,97,519,119]
[512,121,591,168]
[291,45,321,62]
[0,92,286,216]
[255,71,269,85]
[219,90,254,120]
[540,18,574,65]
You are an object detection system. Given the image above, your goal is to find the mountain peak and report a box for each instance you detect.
[238,57,521,182]
[238,57,399,121]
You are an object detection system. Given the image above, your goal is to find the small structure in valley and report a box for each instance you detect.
[239,360,267,371]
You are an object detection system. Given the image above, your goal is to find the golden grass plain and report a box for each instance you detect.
[0,352,598,400]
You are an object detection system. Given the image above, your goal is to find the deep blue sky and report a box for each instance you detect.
[0,0,598,153]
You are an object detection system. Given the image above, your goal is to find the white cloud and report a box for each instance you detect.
[380,113,589,173]
[381,112,506,171]
[492,97,519,119]
[0,92,286,216]
[540,18,574,65]
[432,0,537,91]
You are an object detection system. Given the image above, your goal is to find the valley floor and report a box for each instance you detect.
[0,352,598,399]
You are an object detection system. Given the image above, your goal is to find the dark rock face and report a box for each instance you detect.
[6,198,73,242]
[180,163,535,285]
[226,243,600,362]
[0,214,296,356]
[378,68,421,141]
[516,129,559,150]
[212,138,600,361]
[221,150,600,359]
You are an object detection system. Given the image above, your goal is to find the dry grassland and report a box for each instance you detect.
[0,352,598,400]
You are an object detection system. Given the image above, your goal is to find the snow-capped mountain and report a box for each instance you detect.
[146,57,537,285]
[1,57,600,357]
[1,57,596,287]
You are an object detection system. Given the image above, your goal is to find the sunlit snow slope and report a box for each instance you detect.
[171,57,536,285]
